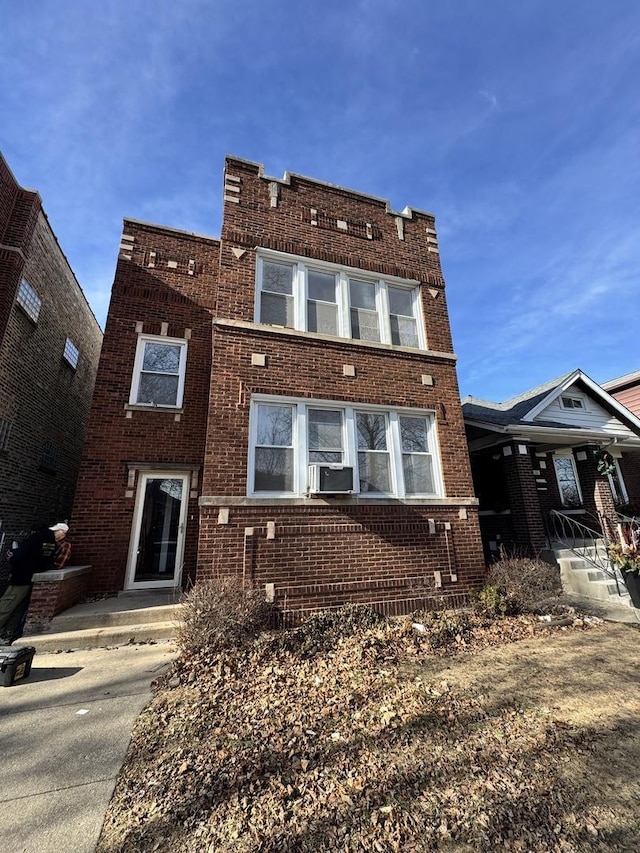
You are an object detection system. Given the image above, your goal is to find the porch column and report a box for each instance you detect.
[501,441,546,553]
[574,446,618,538]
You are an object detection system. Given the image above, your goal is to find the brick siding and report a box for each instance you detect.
[0,155,102,540]
[73,157,486,617]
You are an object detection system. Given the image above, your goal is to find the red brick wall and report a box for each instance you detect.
[197,157,484,619]
[198,504,484,624]
[26,571,91,632]
[74,158,485,614]
[71,220,218,592]
[0,198,102,542]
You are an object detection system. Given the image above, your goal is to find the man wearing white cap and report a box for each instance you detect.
[50,522,71,570]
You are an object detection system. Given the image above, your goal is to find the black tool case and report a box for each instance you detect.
[0,645,36,686]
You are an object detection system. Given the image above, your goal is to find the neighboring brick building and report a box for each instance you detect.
[0,153,103,584]
[72,156,484,622]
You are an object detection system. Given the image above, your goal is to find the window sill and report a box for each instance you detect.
[124,404,184,414]
[212,318,457,362]
[200,495,478,507]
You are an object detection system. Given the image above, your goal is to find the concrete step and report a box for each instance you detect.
[21,621,179,653]
[559,561,633,606]
[50,602,181,631]
[20,591,185,651]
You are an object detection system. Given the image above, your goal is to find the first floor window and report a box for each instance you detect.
[129,335,188,408]
[248,396,441,498]
[553,454,582,507]
[308,408,344,463]
[608,458,628,506]
[400,415,435,494]
[357,411,391,492]
[254,403,294,492]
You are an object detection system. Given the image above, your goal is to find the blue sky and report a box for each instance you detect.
[2,0,639,401]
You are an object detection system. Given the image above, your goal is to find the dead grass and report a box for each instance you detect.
[97,609,640,852]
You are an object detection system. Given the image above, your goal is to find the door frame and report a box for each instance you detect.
[125,470,190,590]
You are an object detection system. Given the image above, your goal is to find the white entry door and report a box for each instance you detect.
[126,472,190,590]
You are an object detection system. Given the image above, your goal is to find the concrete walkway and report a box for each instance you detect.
[0,640,177,853]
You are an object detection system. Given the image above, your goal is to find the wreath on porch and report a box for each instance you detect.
[594,449,615,476]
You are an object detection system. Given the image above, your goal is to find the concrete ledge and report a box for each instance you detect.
[27,565,93,632]
[32,564,92,583]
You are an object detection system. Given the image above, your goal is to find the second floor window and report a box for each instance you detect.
[129,335,188,408]
[256,252,425,349]
[16,278,42,323]
[63,337,80,369]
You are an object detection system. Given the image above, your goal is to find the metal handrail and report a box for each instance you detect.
[547,509,623,595]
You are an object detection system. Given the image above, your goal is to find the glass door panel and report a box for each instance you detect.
[127,473,188,589]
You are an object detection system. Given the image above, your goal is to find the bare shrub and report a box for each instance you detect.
[471,584,518,618]
[486,555,562,612]
[176,577,273,655]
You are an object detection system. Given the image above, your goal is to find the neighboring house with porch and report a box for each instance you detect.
[0,153,102,592]
[462,370,640,605]
[69,156,484,624]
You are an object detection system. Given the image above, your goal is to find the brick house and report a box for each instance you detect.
[71,156,484,623]
[0,153,102,584]
[462,369,640,562]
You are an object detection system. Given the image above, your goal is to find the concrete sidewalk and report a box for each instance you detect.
[0,640,177,853]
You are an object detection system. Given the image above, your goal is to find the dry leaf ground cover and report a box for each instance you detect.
[97,609,640,852]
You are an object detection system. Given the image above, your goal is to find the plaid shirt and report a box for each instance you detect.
[54,538,72,570]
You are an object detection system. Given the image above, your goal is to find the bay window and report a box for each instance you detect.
[249,396,441,498]
[256,251,425,348]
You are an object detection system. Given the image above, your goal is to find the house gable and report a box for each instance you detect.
[532,383,640,441]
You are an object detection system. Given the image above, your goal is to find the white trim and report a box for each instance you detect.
[255,249,426,349]
[522,369,640,435]
[247,394,442,500]
[125,471,190,590]
[129,334,188,409]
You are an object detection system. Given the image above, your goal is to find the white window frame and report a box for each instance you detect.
[16,278,42,323]
[247,394,442,499]
[255,250,426,349]
[553,451,583,507]
[560,394,587,411]
[129,334,188,409]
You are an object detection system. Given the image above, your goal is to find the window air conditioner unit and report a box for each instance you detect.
[308,464,355,495]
